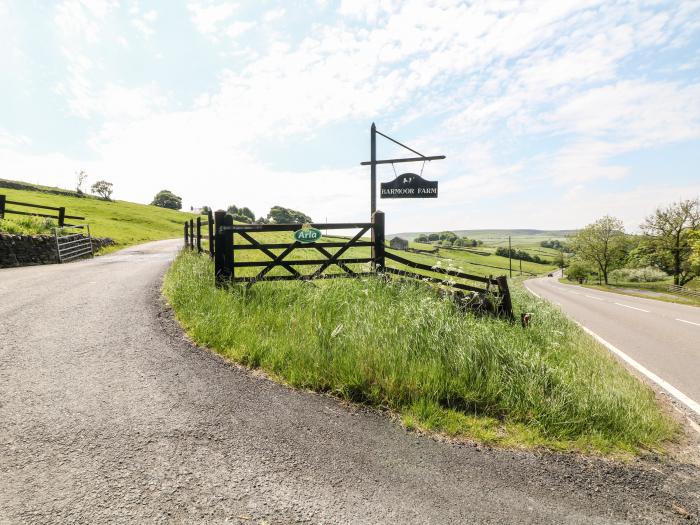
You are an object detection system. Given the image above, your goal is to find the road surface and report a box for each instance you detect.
[525,276,700,418]
[1,240,698,523]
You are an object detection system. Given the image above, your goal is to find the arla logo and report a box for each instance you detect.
[294,224,322,244]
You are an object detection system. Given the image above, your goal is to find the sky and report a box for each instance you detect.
[1,0,700,234]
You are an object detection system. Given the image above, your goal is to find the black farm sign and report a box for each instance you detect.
[380,173,438,199]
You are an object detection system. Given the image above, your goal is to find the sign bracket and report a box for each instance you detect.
[361,123,445,214]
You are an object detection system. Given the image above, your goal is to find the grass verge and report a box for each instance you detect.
[558,279,700,307]
[163,250,678,455]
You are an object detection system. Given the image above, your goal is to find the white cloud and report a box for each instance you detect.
[263,8,285,22]
[225,20,255,39]
[188,1,238,36]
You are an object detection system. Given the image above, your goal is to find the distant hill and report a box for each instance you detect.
[388,229,576,244]
[0,178,195,251]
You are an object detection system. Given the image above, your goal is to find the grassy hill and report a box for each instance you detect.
[0,179,196,251]
[389,229,575,246]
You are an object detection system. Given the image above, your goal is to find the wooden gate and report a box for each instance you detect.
[189,210,513,319]
[213,210,382,285]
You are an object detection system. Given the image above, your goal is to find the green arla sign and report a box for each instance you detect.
[294,224,322,244]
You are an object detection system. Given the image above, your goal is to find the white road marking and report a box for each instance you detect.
[614,302,649,313]
[676,318,700,327]
[579,325,700,418]
[525,284,541,299]
[585,295,603,301]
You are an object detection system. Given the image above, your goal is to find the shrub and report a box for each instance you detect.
[610,267,668,283]
[0,216,57,235]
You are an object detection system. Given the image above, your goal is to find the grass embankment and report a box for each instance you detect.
[0,180,195,251]
[164,250,677,455]
[559,279,700,307]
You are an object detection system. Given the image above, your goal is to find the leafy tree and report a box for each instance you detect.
[566,260,593,283]
[201,205,211,215]
[453,238,465,247]
[427,233,440,242]
[267,205,312,224]
[640,199,700,286]
[691,229,700,269]
[570,216,627,285]
[439,231,457,241]
[91,180,113,200]
[227,204,255,222]
[441,239,453,247]
[75,170,88,195]
[414,234,429,243]
[151,190,182,210]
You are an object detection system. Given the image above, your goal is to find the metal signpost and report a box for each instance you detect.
[361,123,445,215]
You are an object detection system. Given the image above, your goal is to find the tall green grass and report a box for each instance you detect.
[163,251,677,454]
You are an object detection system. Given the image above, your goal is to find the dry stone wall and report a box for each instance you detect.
[0,233,114,268]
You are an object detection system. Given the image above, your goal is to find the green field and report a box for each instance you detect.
[164,250,677,455]
[0,179,196,250]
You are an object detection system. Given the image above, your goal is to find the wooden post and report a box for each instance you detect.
[223,213,234,280]
[184,222,189,247]
[196,216,202,253]
[207,209,215,259]
[495,276,514,321]
[189,219,195,249]
[370,122,377,216]
[214,211,233,285]
[0,194,5,219]
[58,207,66,227]
[372,210,385,272]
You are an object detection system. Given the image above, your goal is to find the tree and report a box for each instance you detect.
[640,199,700,286]
[691,229,700,269]
[570,216,627,285]
[91,180,113,200]
[439,231,457,241]
[201,205,211,215]
[75,170,88,195]
[151,190,182,210]
[266,205,312,224]
[427,233,440,242]
[566,260,593,283]
[414,234,429,243]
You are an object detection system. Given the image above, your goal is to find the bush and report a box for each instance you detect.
[0,216,57,235]
[566,261,591,282]
[610,267,668,283]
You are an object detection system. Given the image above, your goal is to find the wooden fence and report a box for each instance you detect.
[184,210,514,319]
[668,284,700,298]
[0,194,85,227]
[184,209,215,258]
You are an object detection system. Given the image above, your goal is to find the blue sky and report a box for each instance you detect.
[1,0,700,234]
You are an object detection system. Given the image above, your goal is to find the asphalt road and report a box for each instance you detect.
[1,240,699,523]
[525,276,700,417]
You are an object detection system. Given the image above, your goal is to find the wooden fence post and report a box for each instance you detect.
[214,211,233,285]
[223,213,234,280]
[0,194,5,219]
[184,222,189,247]
[58,207,66,227]
[196,216,202,253]
[372,210,385,272]
[495,276,514,321]
[189,219,194,249]
[207,209,215,259]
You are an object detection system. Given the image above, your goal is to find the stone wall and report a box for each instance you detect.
[0,233,114,268]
